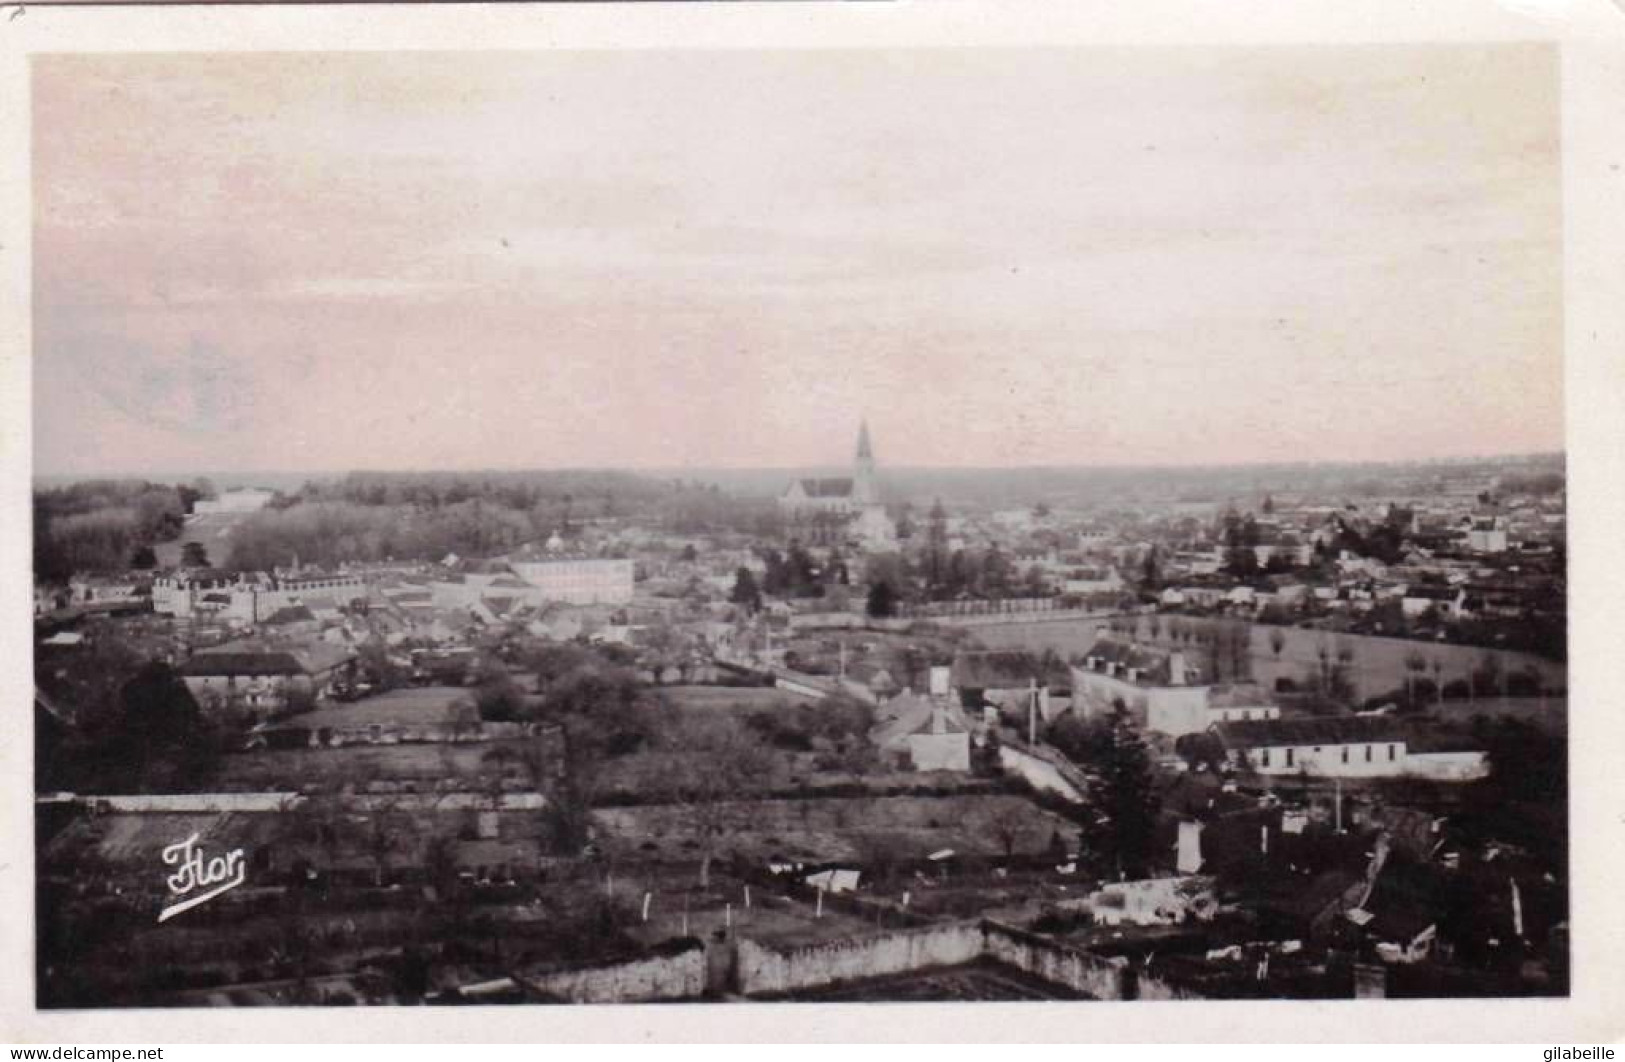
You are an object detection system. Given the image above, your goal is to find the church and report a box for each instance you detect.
[779,420,897,550]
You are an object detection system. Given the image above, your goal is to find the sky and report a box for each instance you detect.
[32,45,1562,476]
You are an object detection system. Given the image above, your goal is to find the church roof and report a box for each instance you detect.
[795,477,856,498]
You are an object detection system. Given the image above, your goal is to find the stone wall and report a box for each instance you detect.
[1134,972,1210,1001]
[522,944,706,1003]
[737,922,985,996]
[735,920,1203,1000]
[981,921,1130,999]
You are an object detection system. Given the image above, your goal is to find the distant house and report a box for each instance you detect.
[1464,517,1509,554]
[1400,585,1466,619]
[870,691,974,772]
[950,651,1070,721]
[192,487,275,515]
[178,640,358,716]
[1062,566,1124,596]
[1070,635,1277,737]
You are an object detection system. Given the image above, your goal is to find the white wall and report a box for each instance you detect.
[1238,740,1407,778]
[909,732,970,772]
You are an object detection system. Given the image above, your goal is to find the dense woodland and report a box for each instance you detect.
[34,472,788,578]
[32,480,212,582]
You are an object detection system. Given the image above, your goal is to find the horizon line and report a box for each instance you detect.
[32,450,1566,484]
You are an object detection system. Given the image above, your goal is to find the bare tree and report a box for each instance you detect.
[1227,621,1252,682]
[1404,650,1428,705]
[1333,639,1356,703]
[362,799,408,887]
[987,801,1036,862]
[1314,638,1333,696]
[665,718,773,889]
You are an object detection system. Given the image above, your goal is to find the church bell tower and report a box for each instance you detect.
[853,419,877,506]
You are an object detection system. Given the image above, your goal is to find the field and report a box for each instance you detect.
[156,510,256,567]
[212,742,510,793]
[621,883,878,951]
[590,793,1076,867]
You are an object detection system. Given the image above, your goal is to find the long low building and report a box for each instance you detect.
[1209,716,1487,781]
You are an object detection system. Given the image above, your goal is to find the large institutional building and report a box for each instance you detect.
[152,569,367,624]
[779,420,896,549]
[508,554,636,606]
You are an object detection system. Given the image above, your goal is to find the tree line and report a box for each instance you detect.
[33,479,214,581]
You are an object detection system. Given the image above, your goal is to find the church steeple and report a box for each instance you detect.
[853,419,877,505]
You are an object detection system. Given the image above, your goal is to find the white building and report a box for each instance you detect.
[1210,717,1487,781]
[1070,637,1277,737]
[869,690,974,772]
[1465,524,1510,553]
[510,556,635,606]
[192,488,276,515]
[152,570,366,625]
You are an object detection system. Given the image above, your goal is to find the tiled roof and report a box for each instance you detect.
[1079,637,1175,685]
[795,477,856,499]
[179,651,305,677]
[951,650,1067,690]
[1211,716,1408,748]
[181,639,356,677]
[870,692,973,748]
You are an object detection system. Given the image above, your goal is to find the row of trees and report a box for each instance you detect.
[227,500,555,571]
[1104,614,1257,684]
[299,470,660,516]
[297,470,789,538]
